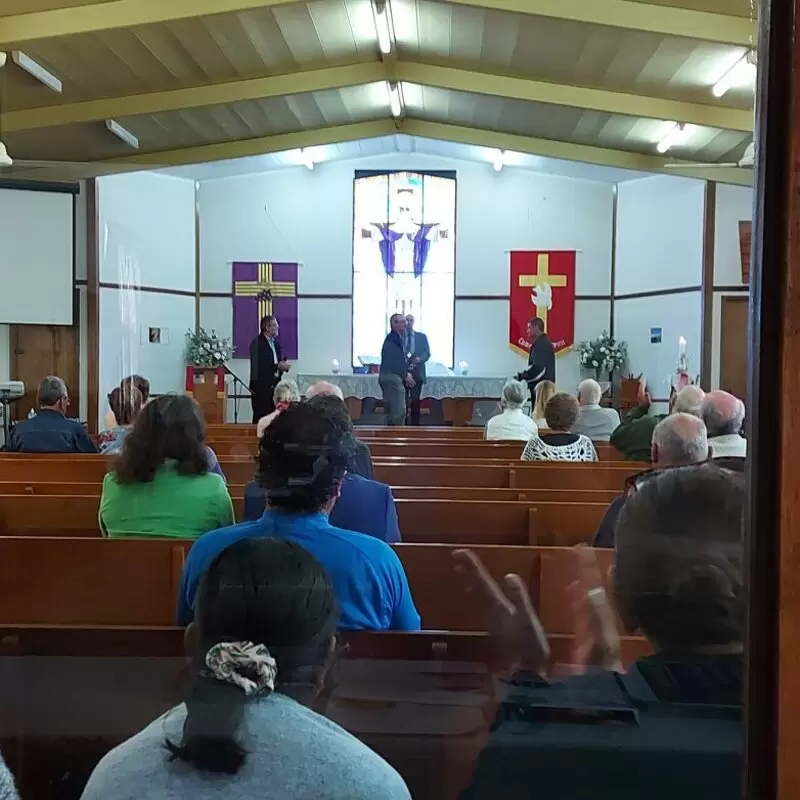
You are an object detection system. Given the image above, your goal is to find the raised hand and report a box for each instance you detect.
[568,546,622,672]
[453,548,550,674]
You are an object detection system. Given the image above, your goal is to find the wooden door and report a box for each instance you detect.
[9,323,80,421]
[720,295,749,402]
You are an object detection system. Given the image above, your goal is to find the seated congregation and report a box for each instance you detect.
[0,369,748,800]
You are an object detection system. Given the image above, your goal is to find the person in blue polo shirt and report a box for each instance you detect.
[177,399,420,631]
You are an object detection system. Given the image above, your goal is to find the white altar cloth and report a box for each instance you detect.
[297,373,507,400]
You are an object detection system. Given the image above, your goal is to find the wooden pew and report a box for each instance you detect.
[395,499,606,545]
[0,625,650,800]
[0,538,609,634]
[0,494,607,546]
[0,454,643,492]
[0,480,620,506]
[205,437,622,463]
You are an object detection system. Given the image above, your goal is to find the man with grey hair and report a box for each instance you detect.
[702,390,747,458]
[610,382,705,461]
[485,379,538,441]
[594,412,710,547]
[573,378,621,442]
[305,381,373,479]
[7,376,96,453]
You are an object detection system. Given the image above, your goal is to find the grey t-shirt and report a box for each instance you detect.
[80,693,410,800]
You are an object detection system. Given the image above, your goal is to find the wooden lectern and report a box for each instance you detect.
[185,366,227,424]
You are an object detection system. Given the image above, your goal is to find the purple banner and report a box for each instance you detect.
[232,262,298,360]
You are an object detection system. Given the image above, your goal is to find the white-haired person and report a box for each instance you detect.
[255,379,300,439]
[611,382,706,462]
[304,381,373,479]
[485,379,539,441]
[572,378,620,442]
[702,390,747,458]
[594,412,711,547]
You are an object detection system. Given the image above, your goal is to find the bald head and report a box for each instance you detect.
[305,381,344,401]
[702,390,745,437]
[672,385,705,417]
[652,413,709,467]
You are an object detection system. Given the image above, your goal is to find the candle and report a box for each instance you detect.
[459,361,469,376]
[678,336,687,355]
[331,358,340,374]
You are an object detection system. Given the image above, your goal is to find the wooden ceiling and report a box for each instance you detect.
[0,0,756,183]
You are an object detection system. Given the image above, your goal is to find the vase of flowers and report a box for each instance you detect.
[185,328,234,367]
[576,331,628,381]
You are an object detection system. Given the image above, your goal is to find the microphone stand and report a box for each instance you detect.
[222,365,252,425]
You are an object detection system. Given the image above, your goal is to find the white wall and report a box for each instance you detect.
[97,172,195,427]
[198,153,614,416]
[614,175,706,407]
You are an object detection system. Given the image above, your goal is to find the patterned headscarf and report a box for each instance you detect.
[204,641,278,696]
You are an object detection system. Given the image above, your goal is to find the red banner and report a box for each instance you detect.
[509,250,577,357]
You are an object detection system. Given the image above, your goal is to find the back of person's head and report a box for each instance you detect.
[501,378,527,410]
[258,399,355,512]
[651,413,709,467]
[107,382,144,427]
[273,378,300,406]
[38,375,68,410]
[544,392,579,431]
[702,390,745,437]
[166,537,339,775]
[614,465,744,652]
[533,380,556,418]
[577,379,602,406]
[123,374,150,404]
[115,394,208,484]
[306,381,345,401]
[672,385,705,417]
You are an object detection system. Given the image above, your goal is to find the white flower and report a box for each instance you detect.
[592,359,598,366]
[214,352,221,360]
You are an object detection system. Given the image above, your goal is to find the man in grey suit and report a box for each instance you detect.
[405,314,431,425]
[573,378,621,442]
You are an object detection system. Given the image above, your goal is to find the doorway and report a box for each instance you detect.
[720,295,749,402]
[9,318,80,421]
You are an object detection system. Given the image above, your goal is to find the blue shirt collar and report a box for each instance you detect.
[258,509,329,529]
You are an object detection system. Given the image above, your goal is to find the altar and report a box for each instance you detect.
[297,373,508,425]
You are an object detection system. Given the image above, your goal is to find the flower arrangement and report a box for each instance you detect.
[576,331,627,377]
[185,328,234,367]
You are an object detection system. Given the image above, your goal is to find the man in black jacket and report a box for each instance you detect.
[249,315,290,423]
[379,314,413,426]
[516,316,555,397]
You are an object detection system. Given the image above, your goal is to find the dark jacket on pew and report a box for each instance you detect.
[7,410,96,454]
[461,653,742,800]
[353,439,374,480]
[243,474,400,544]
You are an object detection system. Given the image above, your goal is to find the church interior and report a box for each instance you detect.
[2,0,800,798]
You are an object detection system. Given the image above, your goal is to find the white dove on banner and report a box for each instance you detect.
[532,283,553,311]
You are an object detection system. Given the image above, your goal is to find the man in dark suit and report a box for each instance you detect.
[404,314,431,426]
[516,316,555,398]
[8,376,96,454]
[249,314,290,424]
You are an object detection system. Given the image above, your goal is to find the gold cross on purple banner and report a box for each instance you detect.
[234,263,297,320]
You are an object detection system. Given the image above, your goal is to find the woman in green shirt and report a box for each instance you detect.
[100,395,235,539]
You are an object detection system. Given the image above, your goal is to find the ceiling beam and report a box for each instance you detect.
[400,118,752,186]
[394,61,753,133]
[102,119,399,167]
[0,0,302,45]
[440,0,755,47]
[3,62,386,132]
[0,0,755,47]
[4,58,751,134]
[97,114,750,186]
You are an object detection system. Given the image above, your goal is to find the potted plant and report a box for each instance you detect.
[185,328,234,367]
[576,331,627,382]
